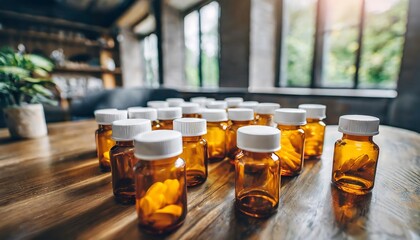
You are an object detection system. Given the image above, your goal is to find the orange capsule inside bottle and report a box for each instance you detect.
[201,109,229,162]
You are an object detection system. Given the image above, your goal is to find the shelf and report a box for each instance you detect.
[0,29,114,50]
[53,66,121,75]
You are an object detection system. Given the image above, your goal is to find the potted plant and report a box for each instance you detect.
[0,47,57,139]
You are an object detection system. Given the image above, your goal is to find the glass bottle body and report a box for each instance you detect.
[226,120,253,162]
[235,151,280,218]
[332,134,379,195]
[110,141,136,204]
[255,114,275,127]
[134,156,187,234]
[151,120,160,130]
[182,113,201,118]
[302,118,326,160]
[155,120,174,130]
[205,121,228,162]
[95,124,115,172]
[276,125,305,176]
[181,136,208,187]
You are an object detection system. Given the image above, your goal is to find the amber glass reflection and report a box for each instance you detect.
[235,151,280,218]
[110,141,136,204]
[302,118,326,160]
[255,114,275,127]
[226,120,254,162]
[181,136,208,187]
[95,124,115,172]
[276,125,305,176]
[151,121,160,130]
[134,156,187,234]
[332,134,379,195]
[155,120,174,130]
[205,121,228,162]
[182,113,201,118]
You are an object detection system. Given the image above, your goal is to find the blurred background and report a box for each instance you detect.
[0,0,419,131]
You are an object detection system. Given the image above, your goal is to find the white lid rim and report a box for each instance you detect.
[338,127,379,136]
[276,121,307,126]
[134,150,183,161]
[206,119,228,122]
[112,137,135,141]
[238,146,280,153]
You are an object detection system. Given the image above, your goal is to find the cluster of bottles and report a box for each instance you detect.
[94,97,380,234]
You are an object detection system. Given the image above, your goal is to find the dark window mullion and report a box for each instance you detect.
[353,0,366,89]
[198,10,203,87]
[311,0,328,88]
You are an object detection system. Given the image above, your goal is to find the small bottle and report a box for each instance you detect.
[190,97,208,108]
[127,107,159,130]
[274,109,306,176]
[94,109,127,172]
[298,104,327,160]
[201,109,229,162]
[332,115,380,195]
[155,107,182,130]
[238,101,259,110]
[255,103,280,127]
[174,118,208,187]
[207,100,228,110]
[180,103,201,118]
[235,125,281,218]
[226,108,254,162]
[225,97,244,108]
[147,101,169,108]
[134,130,187,234]
[166,98,185,107]
[110,119,152,204]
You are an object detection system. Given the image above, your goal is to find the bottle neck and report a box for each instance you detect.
[342,134,373,142]
[115,140,134,147]
[307,118,324,123]
[138,156,180,166]
[242,150,274,160]
[183,136,203,142]
[278,125,300,130]
[231,120,253,125]
[99,124,112,130]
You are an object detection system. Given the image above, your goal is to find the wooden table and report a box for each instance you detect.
[0,120,419,239]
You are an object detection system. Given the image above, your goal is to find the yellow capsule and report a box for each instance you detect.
[146,182,168,197]
[155,204,183,217]
[103,151,110,160]
[164,179,180,204]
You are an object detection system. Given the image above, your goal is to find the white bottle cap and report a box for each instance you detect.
[338,115,380,136]
[127,107,158,120]
[190,97,207,107]
[298,104,326,119]
[157,107,182,120]
[94,108,117,115]
[237,126,280,153]
[255,103,281,114]
[225,97,244,107]
[274,108,306,126]
[112,119,152,141]
[173,118,207,136]
[95,110,127,125]
[180,102,200,114]
[147,101,169,108]
[206,98,215,102]
[134,130,183,160]
[201,109,228,122]
[228,108,254,121]
[166,98,185,107]
[238,101,259,110]
[207,101,228,109]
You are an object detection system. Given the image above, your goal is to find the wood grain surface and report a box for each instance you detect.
[0,120,419,240]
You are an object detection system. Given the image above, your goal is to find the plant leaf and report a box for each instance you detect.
[0,66,30,77]
[25,54,54,72]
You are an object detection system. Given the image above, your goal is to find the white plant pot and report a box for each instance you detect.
[3,104,48,139]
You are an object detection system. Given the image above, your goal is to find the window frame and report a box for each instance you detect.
[183,0,221,88]
[139,32,160,88]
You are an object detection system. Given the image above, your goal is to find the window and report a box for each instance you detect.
[141,33,159,88]
[281,0,409,89]
[184,1,220,88]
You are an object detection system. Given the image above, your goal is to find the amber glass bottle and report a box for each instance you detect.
[94,109,127,172]
[298,104,326,160]
[181,103,201,118]
[226,108,254,162]
[147,101,169,108]
[274,108,306,176]
[225,97,244,108]
[134,130,187,234]
[255,103,280,126]
[235,126,281,218]
[174,118,208,187]
[201,109,229,162]
[127,107,159,130]
[332,115,380,195]
[166,98,185,107]
[155,107,182,130]
[110,119,151,204]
